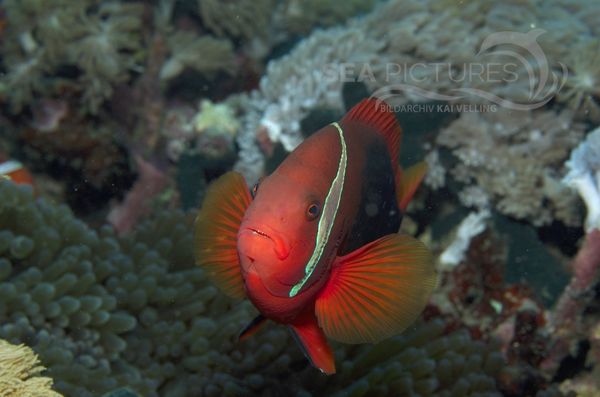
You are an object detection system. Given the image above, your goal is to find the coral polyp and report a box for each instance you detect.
[558,39,600,121]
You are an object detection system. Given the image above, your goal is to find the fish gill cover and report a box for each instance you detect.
[0,0,599,396]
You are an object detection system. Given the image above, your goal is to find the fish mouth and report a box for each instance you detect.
[241,225,291,261]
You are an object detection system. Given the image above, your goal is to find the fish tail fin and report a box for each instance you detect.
[315,233,436,344]
[289,309,336,375]
[396,161,428,212]
[342,98,401,168]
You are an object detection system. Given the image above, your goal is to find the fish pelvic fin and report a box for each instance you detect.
[194,171,251,299]
[315,233,436,344]
[342,97,401,170]
[289,309,336,375]
[396,161,428,212]
[239,315,268,342]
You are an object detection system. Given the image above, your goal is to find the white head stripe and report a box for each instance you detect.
[289,122,347,297]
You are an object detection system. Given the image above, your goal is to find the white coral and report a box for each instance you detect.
[233,27,383,182]
[257,27,383,152]
[563,126,600,232]
[440,209,491,269]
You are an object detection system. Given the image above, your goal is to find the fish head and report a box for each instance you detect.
[237,170,327,303]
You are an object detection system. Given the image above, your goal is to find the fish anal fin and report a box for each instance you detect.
[315,233,436,344]
[194,171,251,299]
[396,161,428,212]
[342,98,402,167]
[289,309,336,375]
[239,315,267,342]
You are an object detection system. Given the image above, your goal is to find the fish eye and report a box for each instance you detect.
[306,202,320,220]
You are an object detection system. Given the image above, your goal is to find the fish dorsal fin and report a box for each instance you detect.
[289,308,336,375]
[342,98,402,168]
[315,233,436,344]
[195,171,251,299]
[396,161,428,212]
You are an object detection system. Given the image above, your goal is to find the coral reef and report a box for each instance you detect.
[0,0,145,114]
[162,99,240,162]
[276,0,376,35]
[233,27,383,182]
[107,156,170,235]
[436,109,584,226]
[159,31,235,83]
[556,39,600,122]
[0,338,62,397]
[198,0,274,40]
[562,126,600,232]
[231,0,598,185]
[17,117,135,214]
[542,134,600,378]
[439,209,490,269]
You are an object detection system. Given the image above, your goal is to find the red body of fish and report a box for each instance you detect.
[195,98,436,374]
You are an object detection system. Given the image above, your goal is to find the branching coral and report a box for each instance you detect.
[437,108,585,226]
[0,339,63,397]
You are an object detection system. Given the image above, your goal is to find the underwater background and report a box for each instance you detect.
[0,0,599,396]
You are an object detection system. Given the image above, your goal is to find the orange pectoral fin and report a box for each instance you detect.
[315,233,437,344]
[194,171,252,299]
[239,315,267,342]
[289,309,336,375]
[396,161,428,212]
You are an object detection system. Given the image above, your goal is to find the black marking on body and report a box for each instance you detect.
[239,315,267,340]
[339,139,401,255]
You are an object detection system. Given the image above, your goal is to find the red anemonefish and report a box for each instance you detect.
[0,160,34,186]
[195,98,437,374]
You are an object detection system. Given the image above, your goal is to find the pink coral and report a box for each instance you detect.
[542,229,600,376]
[107,156,170,234]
